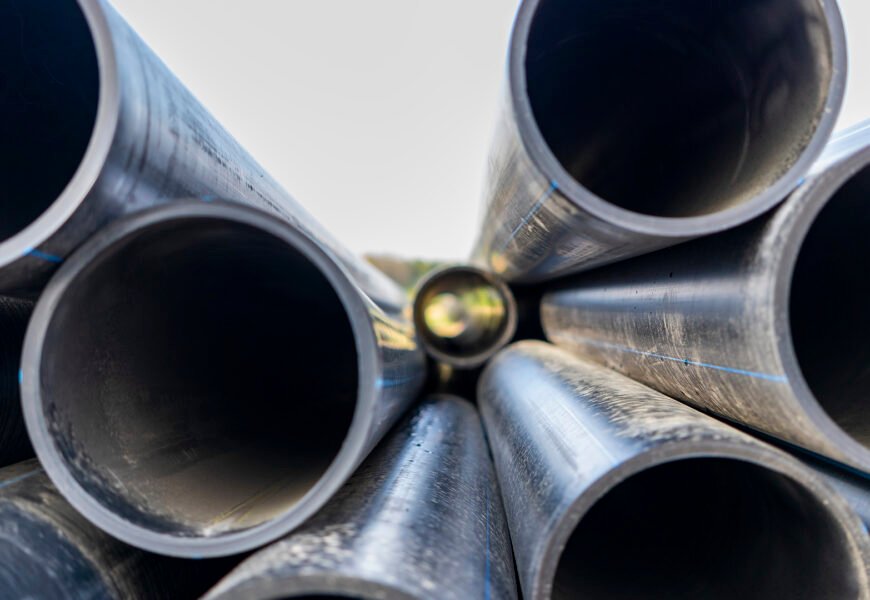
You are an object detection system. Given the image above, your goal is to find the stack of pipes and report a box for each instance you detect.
[0,0,868,598]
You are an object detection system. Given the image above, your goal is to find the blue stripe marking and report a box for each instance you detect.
[25,248,63,263]
[376,374,420,389]
[500,181,558,251]
[577,337,788,383]
[200,194,217,203]
[17,369,22,385]
[0,469,41,490]
[484,487,492,600]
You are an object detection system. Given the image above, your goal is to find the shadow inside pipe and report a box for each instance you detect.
[0,0,99,240]
[790,164,870,449]
[525,0,833,217]
[553,458,861,599]
[40,218,358,536]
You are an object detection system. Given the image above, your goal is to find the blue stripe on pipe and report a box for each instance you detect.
[572,337,788,383]
[500,181,558,251]
[25,248,63,263]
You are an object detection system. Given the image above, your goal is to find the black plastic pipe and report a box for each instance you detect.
[205,395,517,600]
[0,0,399,308]
[21,201,425,557]
[0,459,234,599]
[480,342,870,599]
[542,122,870,473]
[472,0,846,283]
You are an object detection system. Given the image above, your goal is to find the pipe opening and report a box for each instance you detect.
[0,0,99,241]
[790,165,870,448]
[553,458,861,599]
[413,267,515,367]
[39,217,358,537]
[525,0,833,218]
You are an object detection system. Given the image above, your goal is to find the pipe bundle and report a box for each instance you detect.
[1,0,869,599]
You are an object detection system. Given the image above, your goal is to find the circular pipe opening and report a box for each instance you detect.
[413,267,516,368]
[790,165,870,449]
[35,216,358,538]
[0,0,99,241]
[523,0,836,218]
[553,458,862,599]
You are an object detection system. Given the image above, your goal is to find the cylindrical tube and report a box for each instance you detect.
[480,342,870,600]
[0,0,400,308]
[542,122,870,473]
[0,459,233,599]
[21,201,426,557]
[413,265,517,369]
[0,298,34,467]
[205,395,517,600]
[472,0,846,283]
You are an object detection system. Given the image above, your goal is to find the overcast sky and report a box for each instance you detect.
[112,0,870,261]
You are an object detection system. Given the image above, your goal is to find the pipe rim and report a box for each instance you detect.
[207,572,419,600]
[0,0,120,270]
[774,143,870,472]
[21,201,381,557]
[534,440,870,600]
[508,0,847,238]
[412,265,518,368]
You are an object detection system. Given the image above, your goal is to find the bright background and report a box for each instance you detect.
[112,0,870,261]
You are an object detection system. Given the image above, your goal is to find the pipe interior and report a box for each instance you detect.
[790,165,870,448]
[414,269,510,361]
[525,0,833,218]
[553,458,861,600]
[39,218,358,536]
[0,0,99,241]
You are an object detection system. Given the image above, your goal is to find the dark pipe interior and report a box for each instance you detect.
[0,0,99,241]
[791,165,870,447]
[525,0,832,218]
[553,459,861,600]
[40,218,358,536]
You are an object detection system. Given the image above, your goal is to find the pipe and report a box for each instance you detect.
[203,395,517,600]
[413,266,517,369]
[541,121,870,473]
[479,341,870,600]
[21,201,426,558]
[800,456,870,529]
[0,0,401,308]
[471,0,846,283]
[0,298,34,467]
[0,459,234,599]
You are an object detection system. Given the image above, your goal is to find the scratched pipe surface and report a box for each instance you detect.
[0,459,234,599]
[204,395,517,600]
[0,0,400,307]
[21,201,425,558]
[541,122,870,473]
[480,342,870,600]
[471,0,846,283]
[0,298,34,467]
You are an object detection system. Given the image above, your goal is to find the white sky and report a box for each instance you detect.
[112,0,870,261]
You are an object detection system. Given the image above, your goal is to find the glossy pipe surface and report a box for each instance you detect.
[472,0,846,283]
[21,202,425,557]
[205,395,517,600]
[542,122,870,473]
[0,0,400,308]
[0,460,233,599]
[480,341,870,600]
